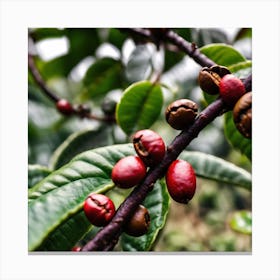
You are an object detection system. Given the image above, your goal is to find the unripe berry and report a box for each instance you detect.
[124,205,150,237]
[56,99,74,115]
[219,74,246,108]
[133,129,165,167]
[111,156,146,188]
[83,193,115,227]
[165,159,196,204]
[165,99,198,130]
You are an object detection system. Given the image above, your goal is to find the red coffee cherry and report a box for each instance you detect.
[111,156,146,188]
[133,129,166,167]
[124,205,150,237]
[83,193,115,227]
[56,99,74,115]
[165,159,196,204]
[219,74,246,108]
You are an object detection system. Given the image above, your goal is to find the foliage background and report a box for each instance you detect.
[28,28,252,252]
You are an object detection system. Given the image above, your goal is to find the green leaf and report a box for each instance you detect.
[49,126,114,170]
[37,211,92,251]
[107,28,127,50]
[28,164,51,188]
[224,112,251,160]
[116,81,163,135]
[180,151,251,190]
[230,210,252,234]
[30,28,66,42]
[28,144,135,251]
[121,179,170,251]
[125,45,152,83]
[200,43,246,67]
[81,57,123,100]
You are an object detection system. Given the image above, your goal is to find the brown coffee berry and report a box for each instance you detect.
[111,156,146,188]
[124,205,150,237]
[198,65,231,95]
[133,129,165,167]
[83,193,115,227]
[165,159,196,204]
[233,91,252,139]
[165,99,198,130]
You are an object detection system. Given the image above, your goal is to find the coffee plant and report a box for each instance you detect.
[28,28,252,252]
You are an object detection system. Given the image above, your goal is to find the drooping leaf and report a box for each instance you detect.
[80,57,123,100]
[230,210,252,234]
[125,45,153,83]
[224,112,251,160]
[28,164,51,188]
[116,81,163,135]
[28,144,135,251]
[121,179,170,251]
[180,151,251,190]
[49,126,114,170]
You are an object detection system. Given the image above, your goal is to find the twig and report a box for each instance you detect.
[28,52,115,123]
[81,97,227,251]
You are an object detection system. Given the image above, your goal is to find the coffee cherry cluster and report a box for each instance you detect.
[198,65,251,139]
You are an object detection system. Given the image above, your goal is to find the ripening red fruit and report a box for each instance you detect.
[165,159,196,204]
[133,129,166,167]
[219,74,246,107]
[111,156,146,188]
[56,99,74,115]
[83,193,115,227]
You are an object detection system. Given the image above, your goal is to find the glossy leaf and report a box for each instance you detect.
[200,43,246,67]
[28,144,135,251]
[81,57,123,100]
[49,126,114,170]
[28,164,51,188]
[230,210,252,234]
[180,151,251,190]
[125,45,152,83]
[116,81,163,135]
[224,112,251,160]
[121,179,170,251]
[37,211,92,251]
